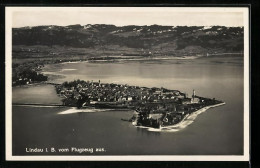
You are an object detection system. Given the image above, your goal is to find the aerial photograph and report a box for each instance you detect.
[7,7,248,158]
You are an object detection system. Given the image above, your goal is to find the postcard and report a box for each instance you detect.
[5,7,249,161]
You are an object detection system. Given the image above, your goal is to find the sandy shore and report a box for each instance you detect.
[134,102,226,132]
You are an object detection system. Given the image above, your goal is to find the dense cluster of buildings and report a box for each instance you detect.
[56,80,199,106]
[56,80,222,128]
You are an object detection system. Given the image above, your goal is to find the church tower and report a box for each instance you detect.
[192,89,196,100]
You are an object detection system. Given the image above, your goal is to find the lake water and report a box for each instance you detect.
[12,55,244,155]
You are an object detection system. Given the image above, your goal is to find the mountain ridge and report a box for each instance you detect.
[12,24,244,58]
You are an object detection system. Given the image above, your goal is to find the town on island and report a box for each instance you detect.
[55,79,225,129]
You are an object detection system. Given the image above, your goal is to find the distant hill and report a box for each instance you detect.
[12,24,244,58]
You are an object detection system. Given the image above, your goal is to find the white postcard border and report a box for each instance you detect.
[5,7,250,161]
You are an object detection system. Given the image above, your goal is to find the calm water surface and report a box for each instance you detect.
[12,56,244,155]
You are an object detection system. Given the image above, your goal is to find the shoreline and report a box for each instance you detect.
[12,78,227,133]
[49,52,243,64]
[134,102,226,131]
[12,52,243,87]
[160,102,226,129]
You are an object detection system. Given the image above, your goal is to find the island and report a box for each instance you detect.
[55,80,225,129]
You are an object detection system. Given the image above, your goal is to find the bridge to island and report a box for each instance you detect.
[13,103,64,107]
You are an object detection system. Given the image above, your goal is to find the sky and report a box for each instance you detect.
[10,7,246,28]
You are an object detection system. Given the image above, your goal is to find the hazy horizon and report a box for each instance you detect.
[9,7,246,28]
[13,24,244,29]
